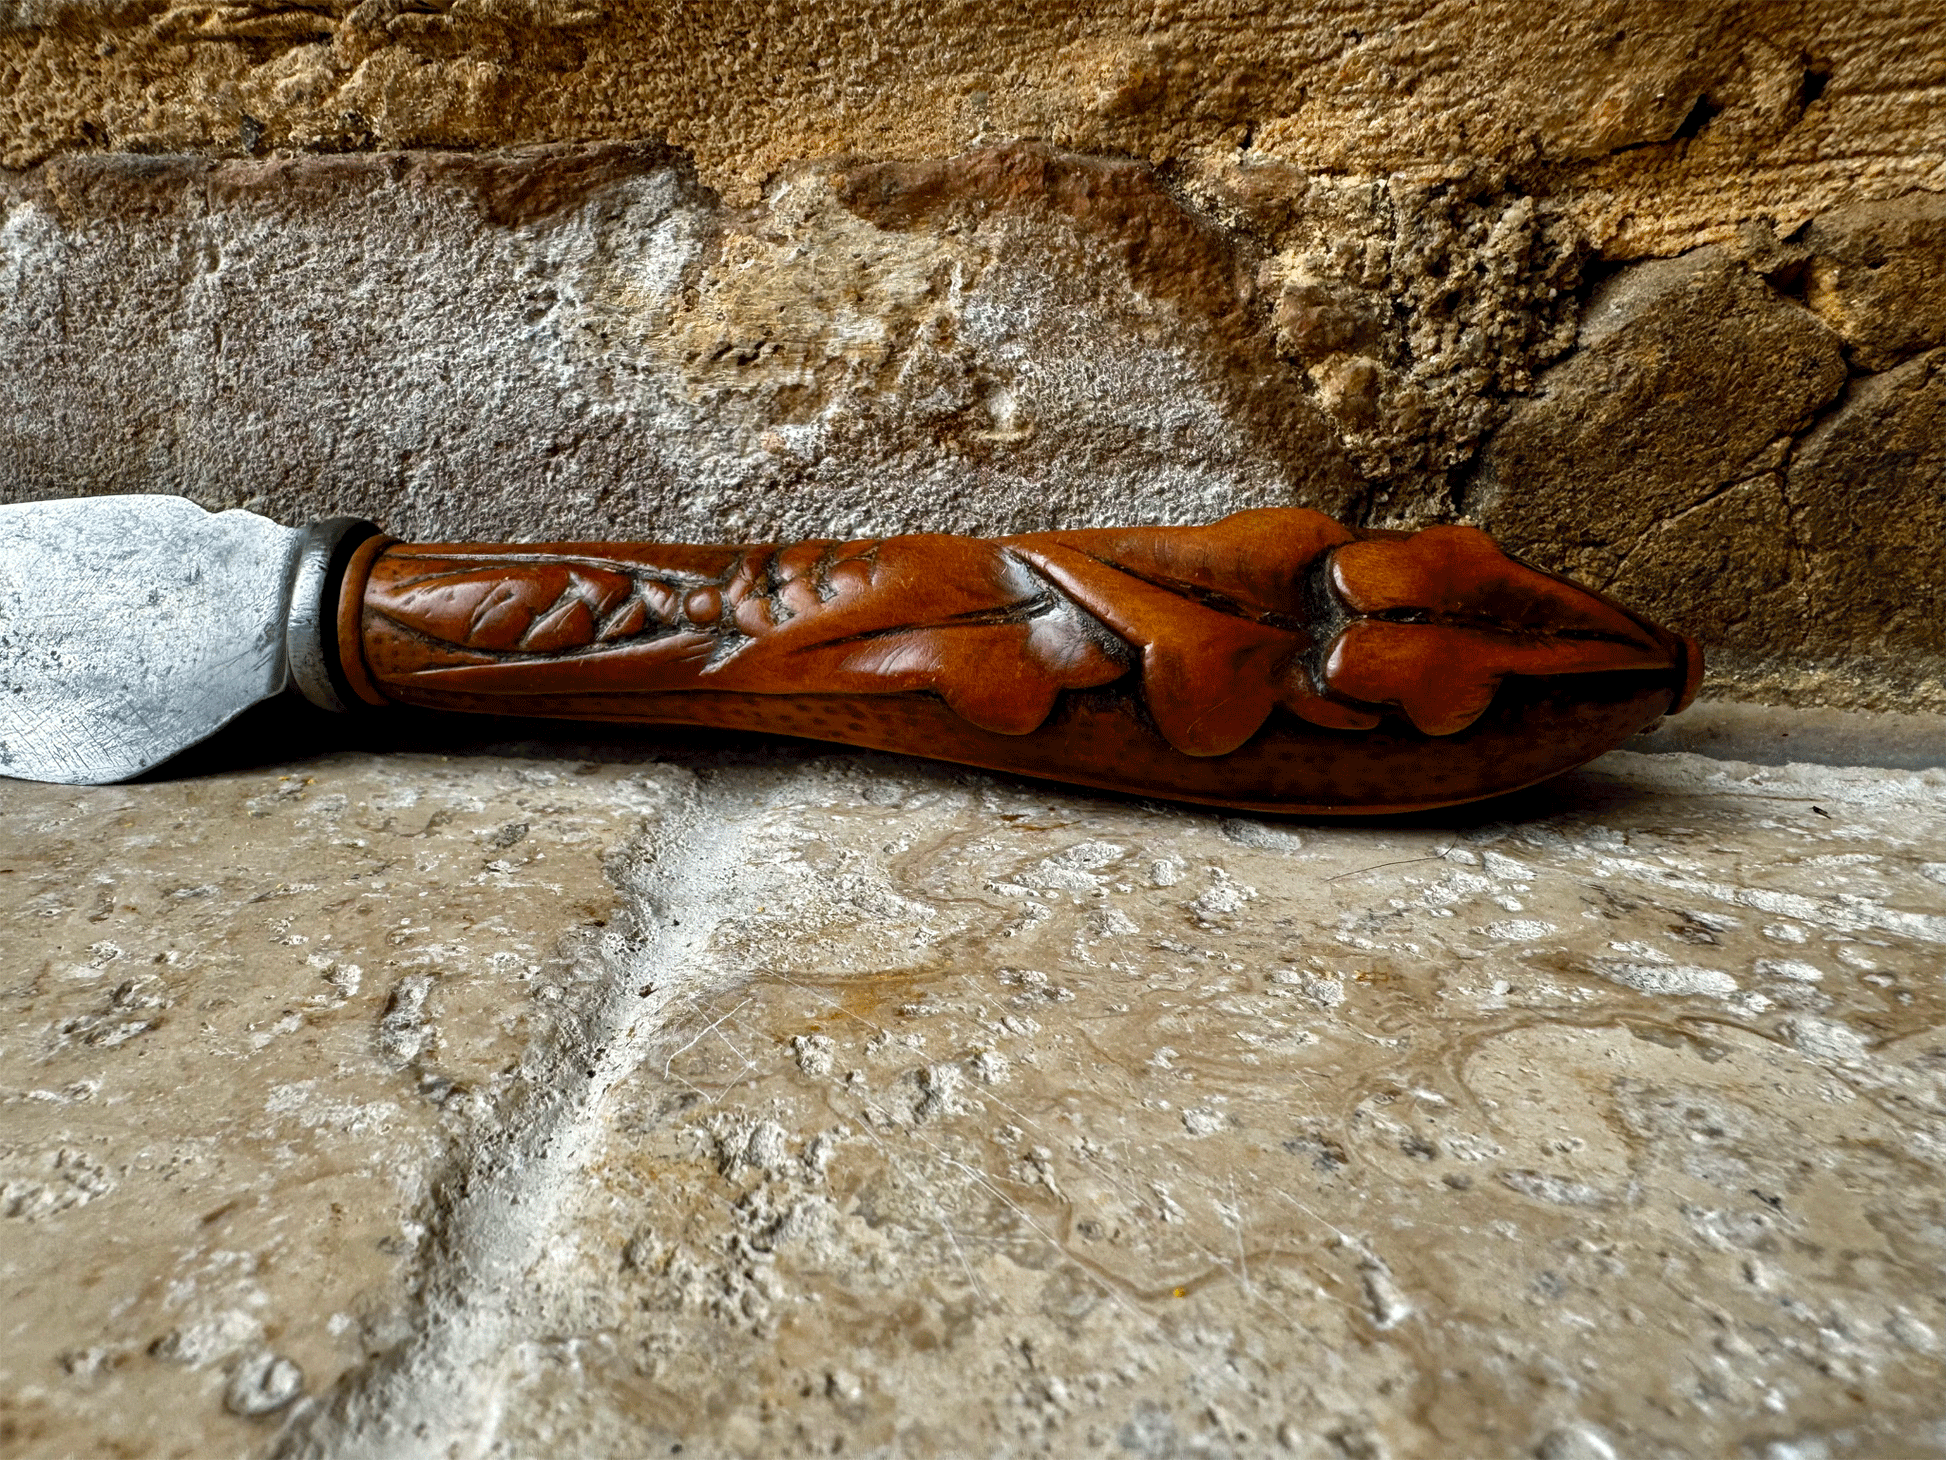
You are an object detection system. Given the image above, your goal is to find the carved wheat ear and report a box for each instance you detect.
[341,508,1698,813]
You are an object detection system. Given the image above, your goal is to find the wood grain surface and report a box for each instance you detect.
[347,508,1701,813]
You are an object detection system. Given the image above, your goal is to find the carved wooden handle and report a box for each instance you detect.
[334,509,1700,814]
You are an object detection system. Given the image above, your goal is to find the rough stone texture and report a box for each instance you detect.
[3,0,1943,255]
[4,734,1945,1458]
[1475,239,1946,714]
[1226,173,1586,493]
[0,749,666,1455]
[6,147,1945,710]
[1476,244,1849,577]
[1800,193,1946,373]
[1773,350,1946,702]
[0,148,1362,544]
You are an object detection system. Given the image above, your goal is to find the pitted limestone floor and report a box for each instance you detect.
[2,741,1942,1460]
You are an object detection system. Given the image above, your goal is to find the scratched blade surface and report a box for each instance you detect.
[0,495,302,784]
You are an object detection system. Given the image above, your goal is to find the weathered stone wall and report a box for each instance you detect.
[3,4,1943,709]
[6,1,1942,239]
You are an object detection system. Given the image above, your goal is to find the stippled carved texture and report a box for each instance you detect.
[356,508,1697,813]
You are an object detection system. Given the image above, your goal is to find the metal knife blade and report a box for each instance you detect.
[0,495,305,784]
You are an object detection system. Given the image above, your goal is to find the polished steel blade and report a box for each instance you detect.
[0,495,303,784]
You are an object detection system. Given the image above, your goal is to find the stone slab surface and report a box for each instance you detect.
[0,752,666,1456]
[4,734,1944,1458]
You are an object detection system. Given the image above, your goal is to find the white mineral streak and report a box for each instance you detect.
[277,768,743,1459]
[1593,958,1740,998]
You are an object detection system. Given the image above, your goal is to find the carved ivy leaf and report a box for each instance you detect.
[1322,526,1676,735]
[1010,509,1375,756]
[1010,543,1349,755]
